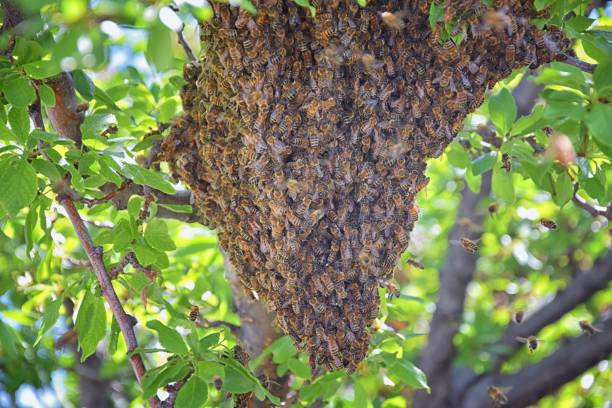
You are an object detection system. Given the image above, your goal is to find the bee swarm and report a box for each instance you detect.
[163,0,567,371]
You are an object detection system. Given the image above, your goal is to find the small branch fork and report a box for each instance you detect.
[59,197,161,408]
[21,71,163,405]
[572,184,612,220]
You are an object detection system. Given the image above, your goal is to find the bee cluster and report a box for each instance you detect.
[163,0,567,371]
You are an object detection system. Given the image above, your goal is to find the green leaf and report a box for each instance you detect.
[175,375,208,408]
[122,164,176,194]
[446,141,470,169]
[133,242,161,266]
[586,104,612,148]
[72,69,95,101]
[61,0,87,23]
[293,0,316,17]
[489,88,517,134]
[492,167,515,204]
[39,84,56,107]
[35,296,63,346]
[8,106,30,142]
[75,290,107,362]
[146,320,188,355]
[81,112,116,141]
[594,60,612,91]
[108,316,120,355]
[128,195,145,219]
[288,357,311,379]
[146,21,172,71]
[389,359,430,392]
[199,332,220,351]
[30,129,61,144]
[0,158,38,216]
[31,158,63,182]
[429,2,445,28]
[94,86,122,111]
[554,171,573,207]
[239,0,257,15]
[158,98,178,123]
[112,219,134,251]
[145,219,176,251]
[4,75,36,107]
[471,152,497,176]
[23,60,62,79]
[0,320,18,358]
[143,358,190,399]
[223,365,255,394]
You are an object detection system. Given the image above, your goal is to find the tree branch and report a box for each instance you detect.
[99,182,199,223]
[414,172,492,408]
[59,197,160,408]
[572,185,612,220]
[460,314,612,408]
[544,33,596,73]
[222,252,291,406]
[487,249,612,370]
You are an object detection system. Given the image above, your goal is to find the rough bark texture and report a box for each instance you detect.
[162,0,569,371]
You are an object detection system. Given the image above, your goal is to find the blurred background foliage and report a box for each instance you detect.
[0,0,611,407]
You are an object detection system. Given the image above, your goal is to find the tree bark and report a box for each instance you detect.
[414,172,492,408]
[460,314,612,408]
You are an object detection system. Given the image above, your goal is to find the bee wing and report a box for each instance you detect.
[515,336,528,343]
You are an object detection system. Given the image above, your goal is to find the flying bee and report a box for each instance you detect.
[487,385,509,406]
[406,258,424,270]
[188,305,200,322]
[516,335,542,353]
[579,320,602,336]
[384,280,401,300]
[488,203,499,217]
[501,153,512,172]
[512,310,525,324]
[380,11,406,30]
[451,237,479,254]
[540,219,557,230]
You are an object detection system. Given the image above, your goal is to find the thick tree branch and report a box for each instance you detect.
[487,249,612,370]
[59,197,160,408]
[222,252,290,406]
[414,172,492,408]
[460,314,612,408]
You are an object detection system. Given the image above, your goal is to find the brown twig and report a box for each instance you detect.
[177,24,196,62]
[59,196,161,408]
[572,185,612,220]
[544,33,597,73]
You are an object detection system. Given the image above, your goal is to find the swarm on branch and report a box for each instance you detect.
[163,0,571,371]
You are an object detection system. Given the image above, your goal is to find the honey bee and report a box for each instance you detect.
[505,43,516,64]
[488,203,499,217]
[512,310,525,324]
[539,219,557,230]
[439,68,452,88]
[516,335,541,353]
[501,153,512,172]
[380,11,406,30]
[487,385,509,406]
[451,237,479,254]
[189,305,200,321]
[406,258,424,269]
[579,320,602,336]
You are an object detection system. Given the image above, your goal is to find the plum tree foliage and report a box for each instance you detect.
[0,1,610,408]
